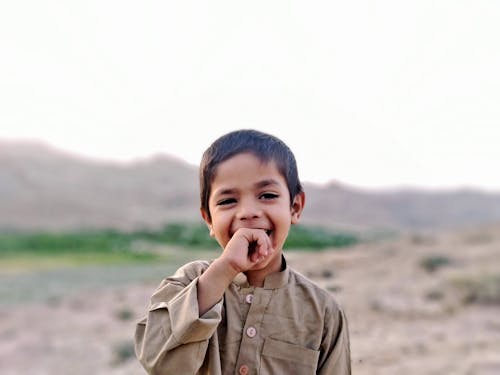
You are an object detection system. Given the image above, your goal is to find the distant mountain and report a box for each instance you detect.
[304,183,500,231]
[1,140,500,232]
[0,141,199,231]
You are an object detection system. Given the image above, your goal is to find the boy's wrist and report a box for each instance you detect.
[209,257,240,285]
[197,258,238,316]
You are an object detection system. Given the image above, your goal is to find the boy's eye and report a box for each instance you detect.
[217,198,236,206]
[260,193,279,200]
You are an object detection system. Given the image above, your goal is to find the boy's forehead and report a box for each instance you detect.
[213,152,276,176]
[224,151,268,163]
[210,153,285,191]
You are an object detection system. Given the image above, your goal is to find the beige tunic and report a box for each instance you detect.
[135,258,351,374]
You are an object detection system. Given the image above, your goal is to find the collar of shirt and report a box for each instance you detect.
[232,255,289,290]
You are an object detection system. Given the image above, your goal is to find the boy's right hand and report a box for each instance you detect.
[218,228,274,274]
[197,228,274,316]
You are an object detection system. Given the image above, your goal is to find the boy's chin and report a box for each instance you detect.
[247,262,268,272]
[249,252,282,272]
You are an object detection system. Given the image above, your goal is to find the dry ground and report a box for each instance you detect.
[1,226,500,374]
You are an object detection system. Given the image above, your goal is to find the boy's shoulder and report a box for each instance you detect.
[170,259,212,281]
[162,260,342,310]
[287,266,342,311]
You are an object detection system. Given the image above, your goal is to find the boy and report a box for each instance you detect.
[135,129,351,374]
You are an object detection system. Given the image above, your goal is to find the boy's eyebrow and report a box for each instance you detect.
[212,179,281,197]
[254,178,280,189]
[213,188,237,196]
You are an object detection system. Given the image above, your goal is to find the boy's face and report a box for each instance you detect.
[201,152,304,261]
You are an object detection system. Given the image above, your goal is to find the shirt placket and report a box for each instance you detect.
[234,288,273,375]
[239,286,254,322]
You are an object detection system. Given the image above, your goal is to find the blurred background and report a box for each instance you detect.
[1,1,500,374]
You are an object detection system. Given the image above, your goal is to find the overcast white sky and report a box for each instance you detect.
[1,1,499,191]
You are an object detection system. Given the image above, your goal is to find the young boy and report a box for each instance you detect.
[135,129,351,374]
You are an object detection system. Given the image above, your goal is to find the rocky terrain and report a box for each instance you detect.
[1,225,499,374]
[2,140,500,374]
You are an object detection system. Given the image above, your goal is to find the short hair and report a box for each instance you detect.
[199,129,303,220]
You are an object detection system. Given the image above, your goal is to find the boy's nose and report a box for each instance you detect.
[236,199,261,220]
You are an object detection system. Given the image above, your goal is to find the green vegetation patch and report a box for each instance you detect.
[135,223,218,249]
[0,223,359,270]
[0,223,359,253]
[451,273,500,305]
[0,230,132,255]
[0,229,161,269]
[111,340,136,365]
[420,254,453,273]
[285,225,359,250]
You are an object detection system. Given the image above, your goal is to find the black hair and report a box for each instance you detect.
[199,129,303,220]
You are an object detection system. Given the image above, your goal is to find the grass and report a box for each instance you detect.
[0,223,360,269]
[451,272,500,305]
[0,224,360,305]
[285,225,358,250]
[420,255,453,273]
[114,307,135,321]
[111,340,136,365]
[0,226,195,271]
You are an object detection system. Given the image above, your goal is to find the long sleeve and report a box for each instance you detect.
[135,261,352,375]
[134,262,222,375]
[317,305,351,374]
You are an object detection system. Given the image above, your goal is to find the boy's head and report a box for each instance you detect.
[199,129,303,221]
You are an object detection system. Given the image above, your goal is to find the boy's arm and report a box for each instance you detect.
[317,305,352,375]
[197,257,239,315]
[134,262,223,375]
[198,227,273,315]
[134,229,273,374]
[198,228,276,316]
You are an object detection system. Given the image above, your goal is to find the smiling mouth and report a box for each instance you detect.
[230,228,273,237]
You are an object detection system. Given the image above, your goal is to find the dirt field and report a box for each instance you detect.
[1,227,500,374]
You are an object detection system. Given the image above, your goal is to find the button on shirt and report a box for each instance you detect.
[245,293,254,304]
[135,257,351,375]
[245,326,257,338]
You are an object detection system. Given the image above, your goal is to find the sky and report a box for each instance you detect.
[1,1,499,191]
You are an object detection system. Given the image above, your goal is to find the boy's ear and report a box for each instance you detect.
[200,208,215,237]
[291,191,305,224]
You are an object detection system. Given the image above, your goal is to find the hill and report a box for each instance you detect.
[1,140,500,232]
